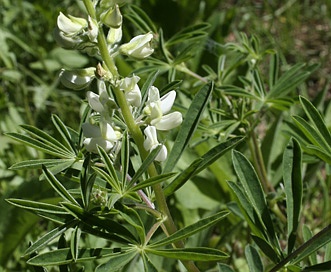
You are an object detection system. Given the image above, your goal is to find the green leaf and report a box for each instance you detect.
[166,23,210,46]
[163,82,214,173]
[251,235,281,263]
[80,154,95,209]
[51,115,76,154]
[42,165,79,205]
[97,146,120,190]
[121,131,130,186]
[6,132,72,158]
[218,263,235,272]
[267,63,317,99]
[302,261,331,271]
[227,181,266,238]
[128,144,163,188]
[27,247,133,266]
[6,198,67,214]
[299,96,331,150]
[245,245,264,272]
[151,210,229,247]
[292,115,331,153]
[283,138,302,254]
[95,249,137,272]
[21,124,73,156]
[290,225,331,265]
[232,150,277,246]
[124,5,157,33]
[130,172,176,192]
[146,247,228,261]
[60,202,137,244]
[268,53,279,88]
[70,226,81,261]
[23,220,77,257]
[194,137,244,175]
[163,158,203,197]
[9,158,75,170]
[116,203,145,244]
[302,225,317,265]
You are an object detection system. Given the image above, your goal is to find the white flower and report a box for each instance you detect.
[119,75,141,107]
[143,126,167,162]
[82,121,121,153]
[120,33,154,59]
[86,81,116,118]
[57,12,87,37]
[143,86,182,130]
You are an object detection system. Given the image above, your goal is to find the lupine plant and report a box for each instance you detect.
[4,1,331,271]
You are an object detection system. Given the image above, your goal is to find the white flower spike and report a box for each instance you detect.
[143,126,167,162]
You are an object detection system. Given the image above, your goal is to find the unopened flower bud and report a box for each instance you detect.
[100,4,123,28]
[59,67,95,90]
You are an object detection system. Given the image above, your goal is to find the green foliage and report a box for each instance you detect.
[2,0,331,271]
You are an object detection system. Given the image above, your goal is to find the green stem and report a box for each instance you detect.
[249,129,275,193]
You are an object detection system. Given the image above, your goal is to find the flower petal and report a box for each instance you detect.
[87,91,104,112]
[153,111,183,131]
[143,125,158,151]
[82,123,101,138]
[160,90,176,114]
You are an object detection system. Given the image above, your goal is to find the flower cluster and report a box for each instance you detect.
[82,79,182,161]
[55,4,154,59]
[56,3,182,161]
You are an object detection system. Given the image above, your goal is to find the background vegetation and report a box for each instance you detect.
[1,0,331,271]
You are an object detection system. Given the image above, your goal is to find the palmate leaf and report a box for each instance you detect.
[267,63,318,99]
[163,82,214,173]
[150,210,229,248]
[165,23,210,46]
[146,247,228,262]
[283,138,302,254]
[60,202,137,244]
[123,4,157,34]
[27,247,135,267]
